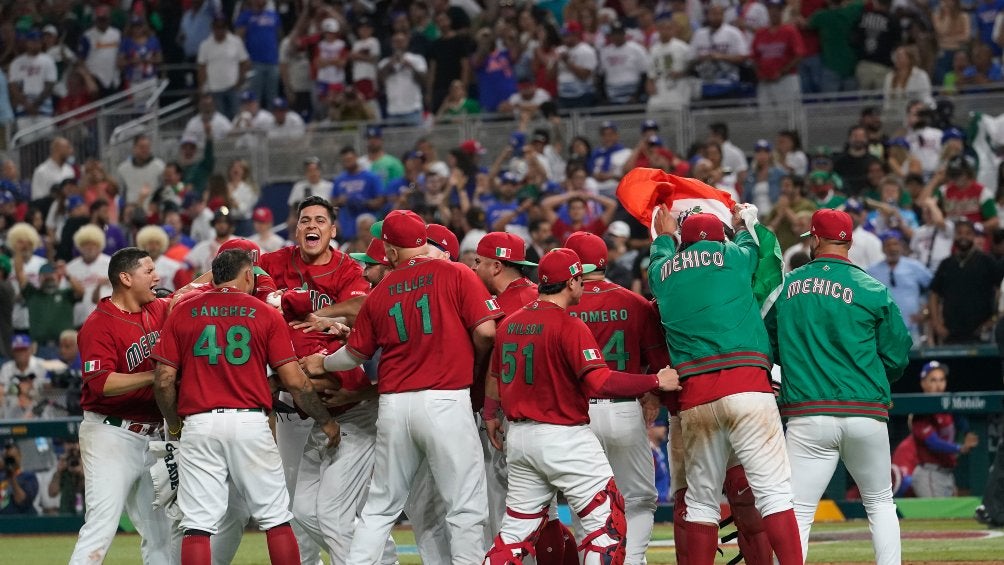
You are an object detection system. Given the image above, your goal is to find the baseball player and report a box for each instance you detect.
[564,231,668,563]
[427,223,461,262]
[912,361,979,497]
[648,208,802,564]
[151,249,341,565]
[259,195,370,564]
[300,209,500,564]
[70,247,177,565]
[767,209,912,565]
[482,247,680,564]
[350,238,393,287]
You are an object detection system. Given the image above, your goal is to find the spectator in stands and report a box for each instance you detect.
[867,231,932,343]
[279,21,313,119]
[960,42,1004,86]
[935,156,998,230]
[79,5,121,96]
[64,225,109,328]
[359,125,404,185]
[844,198,886,268]
[88,199,127,256]
[912,361,979,496]
[436,79,481,118]
[426,11,473,111]
[932,0,971,83]
[9,29,57,135]
[30,137,74,203]
[0,334,46,395]
[904,101,943,176]
[235,0,281,107]
[198,16,249,120]
[499,76,551,119]
[0,442,38,514]
[265,97,305,140]
[930,219,1003,344]
[182,95,231,145]
[588,121,631,196]
[80,159,118,224]
[0,69,13,148]
[179,0,216,63]
[55,63,100,116]
[250,206,285,253]
[485,171,532,233]
[624,121,688,175]
[886,137,923,180]
[225,159,257,222]
[646,14,693,112]
[186,208,236,276]
[288,156,332,211]
[48,440,84,515]
[117,15,161,91]
[7,222,46,333]
[313,18,348,106]
[116,134,164,208]
[805,0,860,93]
[883,46,933,112]
[349,16,381,115]
[17,260,80,349]
[752,0,804,109]
[540,189,618,242]
[55,191,90,261]
[378,31,428,125]
[834,126,880,197]
[853,0,900,90]
[553,20,597,108]
[807,170,846,209]
[766,174,817,251]
[230,91,274,141]
[135,225,185,292]
[743,139,787,217]
[775,129,808,176]
[690,4,749,100]
[865,175,919,238]
[473,23,520,113]
[598,21,647,104]
[42,25,77,100]
[706,122,749,187]
[332,146,385,241]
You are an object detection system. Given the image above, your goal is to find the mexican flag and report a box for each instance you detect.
[582,349,602,361]
[486,299,500,312]
[616,167,783,315]
[83,360,100,372]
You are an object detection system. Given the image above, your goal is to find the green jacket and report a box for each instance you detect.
[766,256,912,421]
[648,230,772,379]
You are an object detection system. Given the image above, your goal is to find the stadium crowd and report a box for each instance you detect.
[4,0,1004,519]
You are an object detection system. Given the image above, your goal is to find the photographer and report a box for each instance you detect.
[48,441,84,515]
[0,334,47,398]
[0,442,39,515]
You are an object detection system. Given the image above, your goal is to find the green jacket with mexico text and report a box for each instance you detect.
[766,256,912,421]
[648,230,772,378]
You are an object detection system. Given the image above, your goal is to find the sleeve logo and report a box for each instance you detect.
[486,298,500,311]
[83,360,100,372]
[582,348,601,361]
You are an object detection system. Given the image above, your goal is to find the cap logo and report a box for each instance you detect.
[839,231,847,239]
[700,230,708,240]
[416,237,423,245]
[495,247,512,259]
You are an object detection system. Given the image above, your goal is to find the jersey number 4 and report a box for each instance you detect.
[387,294,432,342]
[500,343,534,385]
[193,324,252,365]
[602,330,629,371]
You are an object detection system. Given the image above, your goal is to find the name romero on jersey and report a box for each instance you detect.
[785,276,854,304]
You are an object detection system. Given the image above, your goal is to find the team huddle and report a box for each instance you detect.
[67,193,911,565]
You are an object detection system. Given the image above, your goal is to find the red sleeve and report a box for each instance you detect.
[641,300,670,369]
[911,415,936,441]
[455,265,504,329]
[255,272,278,294]
[790,26,805,58]
[79,322,118,392]
[263,308,298,369]
[345,297,377,360]
[334,257,369,302]
[584,368,658,397]
[565,320,609,379]
[151,312,181,369]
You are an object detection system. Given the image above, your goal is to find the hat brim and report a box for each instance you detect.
[582,264,597,274]
[349,252,384,265]
[800,231,811,238]
[370,221,383,239]
[511,259,538,267]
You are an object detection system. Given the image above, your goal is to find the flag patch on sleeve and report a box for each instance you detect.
[486,299,500,312]
[582,349,602,361]
[83,360,100,372]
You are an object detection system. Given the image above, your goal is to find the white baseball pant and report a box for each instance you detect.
[404,461,452,564]
[292,401,398,563]
[275,393,324,565]
[347,388,489,565]
[69,411,177,565]
[680,392,794,524]
[575,400,656,564]
[785,415,900,565]
[912,463,956,498]
[177,411,294,534]
[669,415,686,496]
[479,411,511,547]
[495,421,619,564]
[210,485,251,565]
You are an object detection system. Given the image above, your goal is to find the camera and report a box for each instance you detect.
[3,455,16,469]
[68,456,80,468]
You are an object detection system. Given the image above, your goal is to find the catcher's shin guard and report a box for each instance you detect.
[535,518,578,565]
[577,478,627,565]
[483,507,550,565]
[723,465,772,565]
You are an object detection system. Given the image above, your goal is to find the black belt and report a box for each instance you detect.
[589,398,635,404]
[102,416,162,437]
[208,408,265,414]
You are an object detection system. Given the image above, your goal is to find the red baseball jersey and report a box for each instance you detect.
[152,288,298,416]
[912,412,959,468]
[347,258,502,393]
[496,277,538,320]
[493,300,608,425]
[259,246,369,310]
[79,297,170,422]
[567,280,669,375]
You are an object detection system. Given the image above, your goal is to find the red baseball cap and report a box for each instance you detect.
[459,139,486,156]
[538,248,595,284]
[426,223,460,261]
[803,209,853,242]
[349,238,390,266]
[252,206,273,224]
[477,232,537,266]
[281,289,313,319]
[680,213,726,244]
[217,238,262,265]
[371,210,427,249]
[564,231,607,270]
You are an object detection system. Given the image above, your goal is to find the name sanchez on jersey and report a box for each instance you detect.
[190,305,258,318]
[569,309,630,323]
[659,249,725,280]
[785,276,854,304]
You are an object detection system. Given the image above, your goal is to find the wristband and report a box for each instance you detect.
[168,423,183,436]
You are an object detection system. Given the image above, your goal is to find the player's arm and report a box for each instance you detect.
[301,345,365,376]
[102,370,156,396]
[471,319,497,388]
[582,366,681,398]
[313,295,366,326]
[275,361,341,447]
[876,293,913,382]
[153,362,182,437]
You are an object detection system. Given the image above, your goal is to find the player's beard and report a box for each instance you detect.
[808,239,818,260]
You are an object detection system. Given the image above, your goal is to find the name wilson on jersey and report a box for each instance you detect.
[126,331,161,372]
[785,276,855,304]
[659,249,725,280]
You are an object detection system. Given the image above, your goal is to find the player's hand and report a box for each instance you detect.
[299,353,327,377]
[321,388,356,407]
[961,432,979,454]
[485,418,505,451]
[656,367,682,392]
[320,420,342,449]
[652,203,677,237]
[640,393,660,426]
